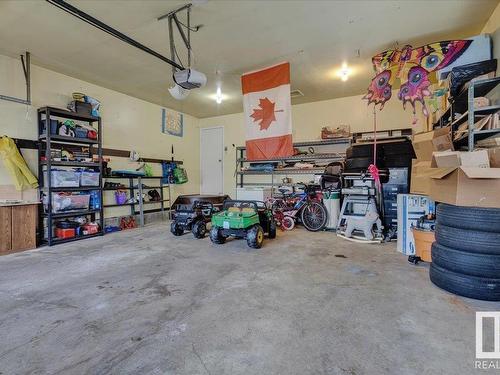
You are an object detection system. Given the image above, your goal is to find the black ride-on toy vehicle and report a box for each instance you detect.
[170,194,229,238]
[210,200,276,249]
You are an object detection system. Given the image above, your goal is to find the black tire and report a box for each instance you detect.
[246,225,264,249]
[344,156,384,171]
[192,220,207,239]
[430,263,500,301]
[300,202,327,232]
[268,220,277,239]
[437,203,500,232]
[170,222,184,236]
[435,223,500,255]
[210,226,226,244]
[282,216,295,230]
[432,242,500,278]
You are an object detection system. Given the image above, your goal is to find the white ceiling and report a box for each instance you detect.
[0,0,498,118]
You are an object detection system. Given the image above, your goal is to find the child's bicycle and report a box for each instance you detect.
[267,183,327,232]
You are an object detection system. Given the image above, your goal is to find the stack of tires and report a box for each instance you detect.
[430,204,500,301]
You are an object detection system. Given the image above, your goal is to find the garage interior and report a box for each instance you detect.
[1,1,500,374]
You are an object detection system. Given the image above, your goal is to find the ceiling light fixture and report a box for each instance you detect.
[215,87,223,104]
[338,63,351,82]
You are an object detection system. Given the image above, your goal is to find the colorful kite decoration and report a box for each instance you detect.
[363,40,471,117]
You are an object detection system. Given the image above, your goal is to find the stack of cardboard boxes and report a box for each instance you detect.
[411,127,500,208]
[398,127,500,257]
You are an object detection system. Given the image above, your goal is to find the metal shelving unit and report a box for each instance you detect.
[433,76,500,150]
[102,176,172,226]
[464,77,500,150]
[236,138,350,192]
[37,107,104,246]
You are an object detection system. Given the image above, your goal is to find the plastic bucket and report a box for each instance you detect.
[412,228,435,262]
[324,191,340,229]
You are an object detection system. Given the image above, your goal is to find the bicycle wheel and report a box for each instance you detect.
[282,216,295,231]
[272,199,287,212]
[300,202,327,232]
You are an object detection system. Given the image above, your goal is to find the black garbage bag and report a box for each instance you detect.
[449,59,497,97]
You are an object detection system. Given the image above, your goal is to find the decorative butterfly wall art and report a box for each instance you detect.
[363,40,472,117]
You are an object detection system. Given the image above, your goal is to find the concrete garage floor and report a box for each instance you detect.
[0,224,499,375]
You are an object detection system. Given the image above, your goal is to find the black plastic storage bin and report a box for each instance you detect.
[41,119,59,135]
[68,101,92,116]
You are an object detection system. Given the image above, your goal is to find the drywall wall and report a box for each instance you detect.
[482,1,500,34]
[199,91,420,196]
[0,54,200,218]
[482,1,500,74]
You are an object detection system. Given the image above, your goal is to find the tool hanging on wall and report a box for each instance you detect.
[0,52,31,105]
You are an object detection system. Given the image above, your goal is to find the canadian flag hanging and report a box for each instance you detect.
[241,62,294,160]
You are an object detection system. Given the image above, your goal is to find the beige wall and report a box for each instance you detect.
[482,1,500,74]
[0,54,200,216]
[200,92,420,196]
[482,1,500,34]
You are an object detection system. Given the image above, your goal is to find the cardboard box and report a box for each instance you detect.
[454,115,491,142]
[412,127,453,161]
[410,159,433,195]
[432,150,490,168]
[397,194,435,255]
[474,97,490,108]
[428,167,500,208]
[488,147,500,168]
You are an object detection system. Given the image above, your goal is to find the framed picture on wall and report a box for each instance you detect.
[161,108,183,137]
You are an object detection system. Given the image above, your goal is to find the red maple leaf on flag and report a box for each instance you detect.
[250,98,278,130]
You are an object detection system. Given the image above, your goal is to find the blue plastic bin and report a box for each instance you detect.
[41,119,59,135]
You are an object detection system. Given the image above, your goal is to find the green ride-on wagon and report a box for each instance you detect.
[210,200,276,249]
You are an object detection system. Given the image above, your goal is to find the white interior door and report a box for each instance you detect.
[200,127,224,195]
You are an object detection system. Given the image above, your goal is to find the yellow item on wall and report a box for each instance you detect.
[0,137,38,190]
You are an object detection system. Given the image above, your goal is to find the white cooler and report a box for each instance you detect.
[397,194,435,255]
[236,187,273,202]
